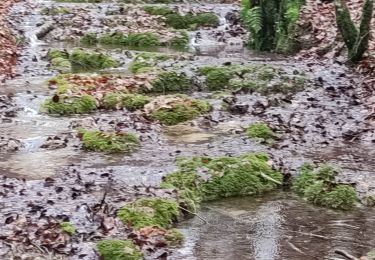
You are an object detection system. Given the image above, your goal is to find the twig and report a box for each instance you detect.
[287,241,305,255]
[178,205,208,224]
[259,171,282,185]
[334,249,358,260]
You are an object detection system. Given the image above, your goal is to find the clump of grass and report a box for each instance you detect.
[103,93,151,111]
[80,32,98,45]
[46,48,119,72]
[79,129,140,153]
[151,71,191,93]
[198,64,306,93]
[69,49,119,72]
[96,32,160,46]
[161,153,283,211]
[170,30,189,48]
[165,228,184,245]
[42,94,97,115]
[293,164,358,210]
[246,122,275,143]
[150,98,211,125]
[118,198,179,229]
[60,222,76,235]
[97,239,143,260]
[144,7,219,30]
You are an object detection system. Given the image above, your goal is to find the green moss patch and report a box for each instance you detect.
[198,64,306,94]
[150,71,191,93]
[129,52,173,74]
[42,94,97,115]
[293,164,358,210]
[97,239,143,260]
[246,122,275,143]
[47,48,119,72]
[79,129,140,153]
[82,32,161,47]
[60,222,76,235]
[144,6,219,30]
[145,95,211,125]
[103,93,151,111]
[118,198,179,229]
[161,153,283,211]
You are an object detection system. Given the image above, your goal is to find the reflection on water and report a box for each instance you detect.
[173,192,375,260]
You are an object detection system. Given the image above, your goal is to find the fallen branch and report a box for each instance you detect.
[178,205,208,224]
[334,249,358,260]
[260,171,282,185]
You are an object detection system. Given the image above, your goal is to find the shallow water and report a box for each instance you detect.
[173,192,375,260]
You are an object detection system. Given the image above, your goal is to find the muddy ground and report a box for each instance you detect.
[0,0,374,259]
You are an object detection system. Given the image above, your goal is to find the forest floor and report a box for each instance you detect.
[0,0,374,259]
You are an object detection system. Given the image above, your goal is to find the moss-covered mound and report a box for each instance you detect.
[246,122,275,143]
[118,198,179,229]
[144,6,219,30]
[79,129,140,153]
[198,64,306,93]
[97,239,143,260]
[150,71,191,93]
[47,48,119,72]
[42,94,97,115]
[145,95,211,125]
[293,164,358,210]
[60,222,76,235]
[129,52,173,74]
[103,93,151,111]
[161,153,283,211]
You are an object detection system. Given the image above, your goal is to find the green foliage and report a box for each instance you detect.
[170,30,189,48]
[42,94,97,115]
[151,72,191,93]
[162,153,283,207]
[152,99,211,125]
[199,64,306,94]
[79,129,140,153]
[143,6,174,16]
[165,229,184,245]
[104,93,151,110]
[129,61,156,74]
[335,0,374,62]
[293,164,358,210]
[69,49,119,72]
[60,222,76,235]
[81,33,98,45]
[246,122,275,143]
[126,32,160,46]
[97,239,143,260]
[47,49,69,60]
[160,171,201,212]
[164,12,219,29]
[98,32,160,46]
[118,198,179,229]
[241,0,305,53]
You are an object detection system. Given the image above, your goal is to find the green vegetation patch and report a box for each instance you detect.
[97,239,143,260]
[144,6,219,30]
[246,122,275,143]
[129,52,173,74]
[145,95,211,125]
[47,48,119,72]
[170,30,189,48]
[118,198,179,229]
[151,71,191,93]
[79,129,140,153]
[198,64,306,94]
[103,93,151,110]
[161,153,283,211]
[293,164,358,210]
[42,94,97,115]
[40,7,70,15]
[82,32,161,47]
[60,222,76,235]
[165,228,184,245]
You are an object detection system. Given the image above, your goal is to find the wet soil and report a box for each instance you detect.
[0,0,374,258]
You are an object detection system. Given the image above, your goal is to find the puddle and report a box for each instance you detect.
[173,192,375,260]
